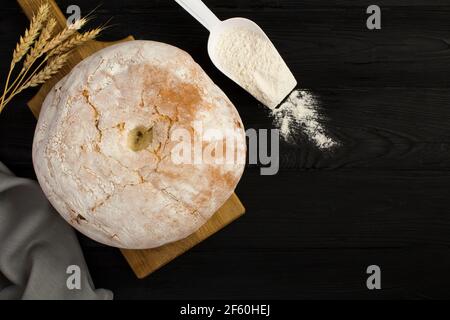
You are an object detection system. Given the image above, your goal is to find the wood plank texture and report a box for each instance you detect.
[1,0,450,298]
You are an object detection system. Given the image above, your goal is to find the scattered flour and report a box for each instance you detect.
[272,89,337,149]
[213,27,297,109]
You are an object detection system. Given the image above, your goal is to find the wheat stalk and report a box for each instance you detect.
[12,3,50,64]
[49,28,102,57]
[0,3,50,113]
[42,18,87,54]
[23,17,57,70]
[2,53,69,108]
[25,53,69,90]
[3,17,58,97]
[8,18,88,99]
[0,3,103,115]
[4,17,58,97]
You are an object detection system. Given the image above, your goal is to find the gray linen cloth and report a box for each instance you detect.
[0,162,113,300]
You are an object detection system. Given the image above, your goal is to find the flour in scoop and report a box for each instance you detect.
[214,27,297,109]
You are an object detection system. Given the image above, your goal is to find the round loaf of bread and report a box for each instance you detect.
[32,40,246,249]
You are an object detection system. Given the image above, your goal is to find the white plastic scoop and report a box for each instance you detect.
[175,0,297,109]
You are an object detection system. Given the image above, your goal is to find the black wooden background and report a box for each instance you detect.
[1,0,450,299]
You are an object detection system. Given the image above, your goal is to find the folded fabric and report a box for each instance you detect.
[0,162,113,300]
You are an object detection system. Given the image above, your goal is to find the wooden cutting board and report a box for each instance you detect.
[17,0,246,279]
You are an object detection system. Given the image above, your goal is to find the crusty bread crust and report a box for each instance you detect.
[33,41,246,249]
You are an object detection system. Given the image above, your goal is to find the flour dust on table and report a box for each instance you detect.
[272,89,337,150]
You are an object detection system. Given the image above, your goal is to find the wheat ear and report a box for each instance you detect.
[8,17,88,98]
[0,3,49,114]
[27,53,69,88]
[23,17,57,70]
[0,4,104,114]
[12,3,50,64]
[48,28,102,58]
[42,18,87,54]
[3,17,58,98]
[3,53,69,108]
